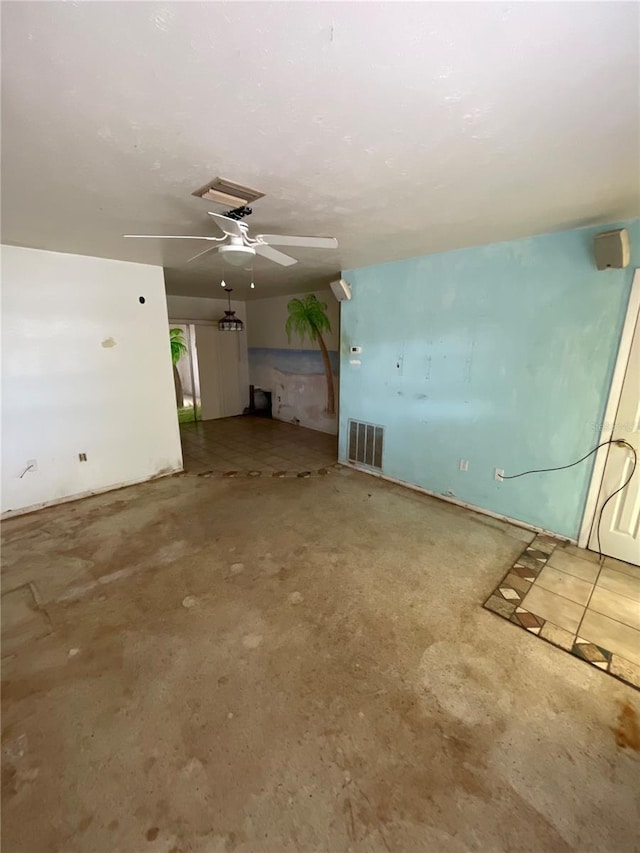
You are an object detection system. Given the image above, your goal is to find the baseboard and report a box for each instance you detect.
[271,413,338,437]
[0,467,183,520]
[341,461,575,544]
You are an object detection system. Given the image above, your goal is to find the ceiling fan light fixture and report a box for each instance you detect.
[218,244,256,266]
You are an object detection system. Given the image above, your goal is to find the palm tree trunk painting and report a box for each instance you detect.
[285,295,335,416]
[170,327,187,409]
[315,331,336,415]
[173,364,184,408]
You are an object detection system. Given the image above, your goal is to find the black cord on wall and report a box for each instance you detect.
[502,438,637,560]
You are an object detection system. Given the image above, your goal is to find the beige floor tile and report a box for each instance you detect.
[535,565,594,606]
[604,556,640,579]
[180,417,336,475]
[539,621,575,651]
[560,544,601,565]
[579,610,640,665]
[546,550,601,583]
[588,586,640,631]
[521,585,585,633]
[484,594,516,619]
[596,565,640,601]
[609,655,640,688]
[503,572,533,596]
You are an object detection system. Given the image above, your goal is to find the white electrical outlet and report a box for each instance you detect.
[459,459,469,472]
[494,468,504,481]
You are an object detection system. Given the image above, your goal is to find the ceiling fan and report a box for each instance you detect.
[124,212,338,267]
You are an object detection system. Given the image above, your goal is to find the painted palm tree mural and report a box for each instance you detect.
[285,295,335,415]
[170,327,187,408]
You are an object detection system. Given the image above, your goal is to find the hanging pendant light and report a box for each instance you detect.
[218,287,244,332]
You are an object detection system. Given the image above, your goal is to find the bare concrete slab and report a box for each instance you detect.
[1,470,638,852]
[1,583,51,656]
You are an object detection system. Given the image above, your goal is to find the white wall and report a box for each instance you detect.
[167,294,250,412]
[246,290,339,350]
[1,245,183,515]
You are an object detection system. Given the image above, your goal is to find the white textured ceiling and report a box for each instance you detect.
[2,2,639,299]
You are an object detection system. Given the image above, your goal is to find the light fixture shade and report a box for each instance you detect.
[218,286,244,331]
[218,310,244,332]
[219,244,256,266]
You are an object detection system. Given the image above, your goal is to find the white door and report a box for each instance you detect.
[194,326,223,421]
[193,325,244,421]
[216,333,243,417]
[588,305,640,565]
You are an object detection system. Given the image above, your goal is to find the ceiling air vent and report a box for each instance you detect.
[192,177,265,207]
[348,419,384,471]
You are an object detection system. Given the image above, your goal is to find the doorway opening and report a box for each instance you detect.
[170,298,339,476]
[170,324,201,424]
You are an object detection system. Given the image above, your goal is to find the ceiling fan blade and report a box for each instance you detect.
[254,244,298,266]
[186,244,220,264]
[256,234,338,250]
[207,212,245,238]
[124,234,221,241]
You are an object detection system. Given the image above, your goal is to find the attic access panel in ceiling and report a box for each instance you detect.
[192,177,265,207]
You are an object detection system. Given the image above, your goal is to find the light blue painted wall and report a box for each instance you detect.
[340,220,640,538]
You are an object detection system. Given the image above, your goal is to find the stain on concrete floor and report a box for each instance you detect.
[1,470,639,852]
[613,702,640,752]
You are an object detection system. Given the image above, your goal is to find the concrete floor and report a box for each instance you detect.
[2,469,639,852]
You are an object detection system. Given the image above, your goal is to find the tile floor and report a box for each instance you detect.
[180,415,338,477]
[485,534,640,690]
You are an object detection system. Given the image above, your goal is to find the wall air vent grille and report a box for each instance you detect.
[192,177,265,207]
[348,420,384,470]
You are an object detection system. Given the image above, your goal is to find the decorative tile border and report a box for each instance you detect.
[182,464,341,480]
[572,638,611,670]
[484,534,640,692]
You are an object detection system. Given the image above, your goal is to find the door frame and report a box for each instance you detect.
[578,268,640,549]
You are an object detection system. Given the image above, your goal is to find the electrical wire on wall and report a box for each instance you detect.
[502,438,637,560]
